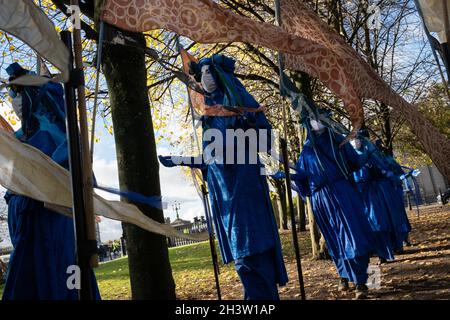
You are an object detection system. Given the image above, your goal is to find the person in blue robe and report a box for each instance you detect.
[374,141,412,251]
[159,54,287,300]
[291,111,389,299]
[351,134,397,263]
[2,63,100,300]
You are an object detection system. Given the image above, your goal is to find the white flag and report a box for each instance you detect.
[0,0,69,82]
[0,129,207,242]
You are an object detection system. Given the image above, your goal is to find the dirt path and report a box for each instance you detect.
[192,205,450,300]
[277,205,450,300]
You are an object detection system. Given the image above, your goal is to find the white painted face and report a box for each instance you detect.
[11,93,23,121]
[309,119,325,132]
[200,65,217,93]
[351,138,362,150]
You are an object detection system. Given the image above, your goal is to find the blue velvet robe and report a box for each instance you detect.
[378,155,411,249]
[199,56,288,287]
[293,130,385,284]
[3,82,100,300]
[353,149,396,260]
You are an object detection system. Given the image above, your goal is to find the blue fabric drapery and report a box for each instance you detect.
[197,55,287,290]
[3,64,100,300]
[293,129,389,284]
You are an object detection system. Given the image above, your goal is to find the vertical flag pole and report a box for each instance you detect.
[274,0,306,300]
[90,21,105,162]
[177,39,222,300]
[61,31,95,300]
[70,0,98,270]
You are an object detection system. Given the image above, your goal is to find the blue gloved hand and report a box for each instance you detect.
[383,170,401,183]
[411,169,420,177]
[158,155,177,168]
[362,139,377,154]
[272,171,286,180]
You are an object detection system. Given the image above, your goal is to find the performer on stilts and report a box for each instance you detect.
[291,109,391,299]
[159,54,288,300]
[2,63,100,300]
[352,131,398,264]
[374,140,412,252]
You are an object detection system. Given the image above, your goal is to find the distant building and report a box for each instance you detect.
[414,165,449,204]
[166,215,208,247]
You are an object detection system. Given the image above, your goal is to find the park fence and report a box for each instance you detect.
[167,218,209,248]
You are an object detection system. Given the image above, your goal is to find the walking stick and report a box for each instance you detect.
[201,183,222,300]
[177,39,222,299]
[274,0,306,300]
[60,1,98,299]
[280,138,306,300]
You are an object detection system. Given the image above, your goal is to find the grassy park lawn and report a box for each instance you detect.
[1,205,448,299]
[95,231,309,300]
[0,232,304,300]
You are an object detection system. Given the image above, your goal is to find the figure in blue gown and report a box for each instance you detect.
[374,141,411,251]
[291,113,388,299]
[160,54,287,300]
[352,135,397,262]
[2,63,100,300]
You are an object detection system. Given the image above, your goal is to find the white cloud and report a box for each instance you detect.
[92,150,204,242]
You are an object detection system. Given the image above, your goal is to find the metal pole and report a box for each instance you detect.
[275,0,306,300]
[201,184,222,300]
[90,21,105,162]
[280,138,306,300]
[60,31,94,300]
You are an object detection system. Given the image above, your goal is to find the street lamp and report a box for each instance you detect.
[172,200,181,219]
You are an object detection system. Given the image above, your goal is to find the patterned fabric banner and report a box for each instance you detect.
[280,0,450,180]
[101,0,364,136]
[100,0,450,178]
[0,115,13,133]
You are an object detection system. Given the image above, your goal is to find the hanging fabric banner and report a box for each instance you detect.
[100,0,365,137]
[279,0,450,180]
[100,0,450,180]
[416,0,450,43]
[0,0,69,85]
[0,127,207,242]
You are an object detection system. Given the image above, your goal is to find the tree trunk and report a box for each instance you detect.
[380,103,394,156]
[296,196,307,232]
[102,31,176,299]
[275,181,288,230]
[306,198,330,259]
[271,197,280,229]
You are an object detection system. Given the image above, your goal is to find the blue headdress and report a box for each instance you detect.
[190,54,259,109]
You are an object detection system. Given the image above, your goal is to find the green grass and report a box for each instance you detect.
[94,231,312,299]
[0,231,312,299]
